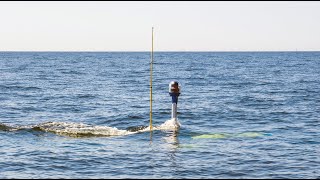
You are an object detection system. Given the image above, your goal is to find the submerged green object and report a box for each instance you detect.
[192,133,228,139]
[191,132,270,139]
[235,132,264,138]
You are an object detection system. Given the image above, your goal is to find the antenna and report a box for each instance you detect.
[150,27,154,131]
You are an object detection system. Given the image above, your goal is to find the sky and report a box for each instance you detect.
[0,1,320,51]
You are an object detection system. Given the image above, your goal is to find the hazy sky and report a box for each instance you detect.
[0,1,320,51]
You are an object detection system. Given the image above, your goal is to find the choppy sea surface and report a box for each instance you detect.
[0,51,319,179]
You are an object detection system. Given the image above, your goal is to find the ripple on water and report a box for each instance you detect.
[1,52,320,178]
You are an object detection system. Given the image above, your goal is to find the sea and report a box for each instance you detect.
[0,51,319,178]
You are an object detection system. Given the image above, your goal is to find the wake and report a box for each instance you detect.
[0,118,181,137]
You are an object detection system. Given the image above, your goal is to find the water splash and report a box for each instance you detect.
[34,122,134,137]
[0,118,181,137]
[1,119,273,140]
[0,123,11,131]
[136,118,181,132]
[0,123,23,131]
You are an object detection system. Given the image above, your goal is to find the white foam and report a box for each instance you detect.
[37,122,135,137]
[36,118,181,137]
[136,118,181,132]
[156,118,181,131]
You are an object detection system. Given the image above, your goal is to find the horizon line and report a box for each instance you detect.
[1,50,320,53]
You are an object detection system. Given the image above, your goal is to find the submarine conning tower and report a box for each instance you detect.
[169,81,181,119]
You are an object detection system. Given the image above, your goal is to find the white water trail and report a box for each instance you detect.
[138,118,181,132]
[36,118,181,137]
[36,122,134,137]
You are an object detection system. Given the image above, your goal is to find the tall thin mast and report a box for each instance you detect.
[150,27,154,131]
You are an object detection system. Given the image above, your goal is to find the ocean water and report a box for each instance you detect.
[0,51,319,178]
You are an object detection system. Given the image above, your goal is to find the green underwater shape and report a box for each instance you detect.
[234,132,264,138]
[192,132,271,139]
[192,133,230,139]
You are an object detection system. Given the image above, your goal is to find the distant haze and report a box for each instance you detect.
[0,1,319,51]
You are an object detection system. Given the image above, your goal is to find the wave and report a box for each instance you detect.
[33,122,133,137]
[0,118,181,137]
[0,123,11,131]
[0,123,22,131]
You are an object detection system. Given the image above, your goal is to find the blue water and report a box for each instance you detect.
[0,52,319,178]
